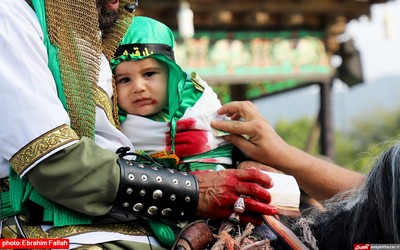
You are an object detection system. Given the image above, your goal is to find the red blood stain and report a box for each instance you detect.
[165,118,210,157]
[196,158,218,163]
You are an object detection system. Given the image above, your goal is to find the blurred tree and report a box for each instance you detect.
[274,106,400,173]
[275,118,319,155]
[339,107,400,172]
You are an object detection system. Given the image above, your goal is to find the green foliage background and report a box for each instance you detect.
[274,106,400,174]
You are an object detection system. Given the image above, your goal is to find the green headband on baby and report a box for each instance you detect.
[110,16,178,70]
[114,43,175,62]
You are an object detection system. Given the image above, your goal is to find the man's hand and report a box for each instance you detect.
[193,168,277,225]
[211,101,289,168]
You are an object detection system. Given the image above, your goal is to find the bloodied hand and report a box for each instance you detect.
[193,168,278,225]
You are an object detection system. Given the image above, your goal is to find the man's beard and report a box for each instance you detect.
[97,0,119,32]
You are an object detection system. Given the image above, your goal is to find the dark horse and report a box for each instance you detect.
[273,143,400,249]
[173,144,400,249]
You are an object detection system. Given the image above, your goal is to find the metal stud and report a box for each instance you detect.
[156,176,162,182]
[138,163,144,168]
[152,167,158,171]
[172,178,178,185]
[161,208,172,216]
[148,206,158,215]
[141,174,148,181]
[168,169,174,173]
[140,189,146,196]
[153,189,163,200]
[133,203,143,212]
[123,202,129,207]
[185,180,192,186]
[126,188,133,194]
[128,174,134,180]
[182,172,188,176]
[185,196,191,202]
[170,194,176,201]
[126,161,133,166]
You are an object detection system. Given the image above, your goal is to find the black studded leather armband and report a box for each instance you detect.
[110,148,199,220]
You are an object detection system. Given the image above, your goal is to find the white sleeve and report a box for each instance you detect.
[0,0,75,175]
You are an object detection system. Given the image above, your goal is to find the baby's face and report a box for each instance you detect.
[115,57,168,116]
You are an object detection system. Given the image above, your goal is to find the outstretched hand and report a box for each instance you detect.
[193,168,277,225]
[211,101,366,201]
[211,101,290,168]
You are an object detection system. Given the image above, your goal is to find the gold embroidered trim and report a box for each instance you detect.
[95,86,116,127]
[10,124,79,175]
[190,72,206,92]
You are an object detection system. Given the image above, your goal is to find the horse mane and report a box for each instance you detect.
[289,143,400,249]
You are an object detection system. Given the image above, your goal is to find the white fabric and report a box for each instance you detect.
[122,115,169,153]
[0,0,133,177]
[95,54,134,152]
[38,224,163,249]
[121,84,231,164]
[68,233,162,249]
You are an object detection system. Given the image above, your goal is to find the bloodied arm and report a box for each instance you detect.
[27,141,277,224]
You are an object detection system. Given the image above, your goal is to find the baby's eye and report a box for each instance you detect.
[117,77,130,84]
[144,71,156,78]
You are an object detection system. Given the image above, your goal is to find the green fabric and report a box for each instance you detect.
[28,188,92,226]
[32,0,67,110]
[9,167,28,211]
[7,138,124,226]
[0,191,15,219]
[27,137,120,217]
[7,137,126,226]
[147,219,176,248]
[0,167,28,221]
[179,144,234,171]
[166,74,202,123]
[7,166,92,226]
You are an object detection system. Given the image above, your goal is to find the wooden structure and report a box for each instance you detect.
[136,0,389,159]
[136,0,387,53]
